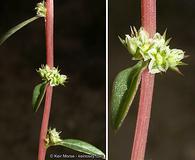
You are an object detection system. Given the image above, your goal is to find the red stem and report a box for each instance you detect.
[38,0,54,160]
[45,0,54,67]
[130,0,156,160]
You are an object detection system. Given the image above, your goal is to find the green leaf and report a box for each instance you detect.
[55,139,105,159]
[0,16,39,45]
[32,82,47,112]
[111,61,147,131]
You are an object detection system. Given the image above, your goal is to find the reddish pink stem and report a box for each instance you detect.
[45,0,54,67]
[38,0,54,160]
[38,86,53,160]
[130,0,156,160]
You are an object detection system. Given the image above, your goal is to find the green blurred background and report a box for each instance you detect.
[109,0,195,160]
[0,0,105,159]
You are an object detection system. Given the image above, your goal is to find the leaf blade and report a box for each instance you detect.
[56,139,105,159]
[32,82,47,112]
[0,16,39,45]
[111,61,146,131]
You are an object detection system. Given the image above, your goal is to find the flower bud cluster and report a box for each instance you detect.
[45,128,62,146]
[37,65,67,86]
[35,1,47,18]
[119,27,185,74]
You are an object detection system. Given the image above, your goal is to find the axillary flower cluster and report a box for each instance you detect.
[35,1,47,18]
[119,27,186,74]
[37,65,67,86]
[45,128,62,147]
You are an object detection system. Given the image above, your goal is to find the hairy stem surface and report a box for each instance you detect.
[130,0,156,160]
[38,0,54,160]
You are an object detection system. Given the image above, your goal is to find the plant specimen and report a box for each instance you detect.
[0,1,105,160]
[111,0,186,159]
[112,27,185,130]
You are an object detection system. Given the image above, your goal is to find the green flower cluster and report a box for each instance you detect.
[35,1,47,18]
[119,27,185,74]
[45,128,62,146]
[37,65,67,86]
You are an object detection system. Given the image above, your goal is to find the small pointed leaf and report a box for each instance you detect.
[0,16,39,45]
[118,36,125,45]
[111,61,146,131]
[165,38,172,45]
[162,28,167,39]
[171,67,183,76]
[55,139,105,159]
[32,82,47,112]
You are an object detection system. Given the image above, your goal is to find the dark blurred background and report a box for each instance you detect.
[0,0,105,160]
[109,0,195,160]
